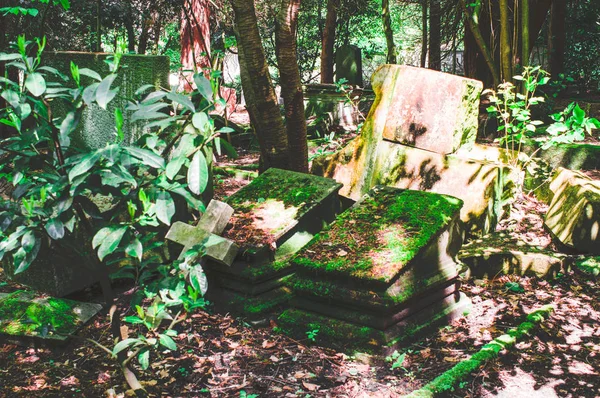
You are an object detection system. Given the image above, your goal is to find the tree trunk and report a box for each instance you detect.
[548,0,566,79]
[181,0,212,73]
[138,19,150,54]
[276,0,308,173]
[125,7,136,52]
[0,0,8,138]
[521,0,530,68]
[499,0,512,81]
[460,0,499,87]
[428,0,441,70]
[320,0,339,83]
[382,0,397,64]
[95,0,101,52]
[231,0,289,171]
[421,0,428,67]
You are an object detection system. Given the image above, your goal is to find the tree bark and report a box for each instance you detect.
[181,0,212,72]
[548,0,566,79]
[421,0,428,67]
[125,6,136,52]
[231,0,289,171]
[138,19,150,54]
[428,0,441,70]
[460,0,499,87]
[95,0,101,52]
[276,0,308,173]
[382,0,397,64]
[0,0,7,138]
[521,0,530,68]
[320,0,339,83]
[499,0,512,81]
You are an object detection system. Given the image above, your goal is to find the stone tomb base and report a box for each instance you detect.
[279,187,471,353]
[204,168,343,321]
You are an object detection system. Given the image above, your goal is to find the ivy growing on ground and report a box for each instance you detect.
[0,35,235,393]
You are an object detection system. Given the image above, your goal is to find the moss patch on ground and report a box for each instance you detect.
[575,256,600,277]
[293,187,462,283]
[224,168,341,250]
[0,291,80,336]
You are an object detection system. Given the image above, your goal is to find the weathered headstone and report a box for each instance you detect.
[544,168,600,254]
[44,52,170,150]
[166,200,239,266]
[311,65,516,236]
[278,187,471,353]
[336,45,363,87]
[304,84,374,130]
[203,168,343,321]
[0,290,102,346]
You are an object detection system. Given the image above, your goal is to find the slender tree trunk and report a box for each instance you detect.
[181,0,212,73]
[0,0,8,138]
[125,7,136,52]
[138,19,150,54]
[499,0,512,81]
[320,0,339,83]
[521,0,530,68]
[428,0,441,70]
[152,12,162,55]
[421,0,428,67]
[276,0,308,173]
[460,0,499,86]
[95,0,101,52]
[231,0,289,171]
[382,0,397,64]
[548,0,566,79]
[529,0,552,47]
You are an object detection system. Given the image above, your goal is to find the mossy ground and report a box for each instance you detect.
[293,187,462,283]
[0,291,79,336]
[224,168,341,249]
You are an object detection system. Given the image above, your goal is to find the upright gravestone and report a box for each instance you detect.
[336,45,363,87]
[202,168,343,321]
[312,65,517,236]
[279,186,471,353]
[44,52,170,150]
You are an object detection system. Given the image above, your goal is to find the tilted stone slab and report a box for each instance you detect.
[313,141,517,236]
[0,291,102,346]
[378,66,482,154]
[545,168,600,254]
[280,187,471,351]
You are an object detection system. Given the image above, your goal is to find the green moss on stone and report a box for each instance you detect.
[575,257,600,277]
[0,291,79,336]
[293,187,462,282]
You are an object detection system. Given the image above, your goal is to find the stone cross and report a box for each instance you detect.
[166,200,239,266]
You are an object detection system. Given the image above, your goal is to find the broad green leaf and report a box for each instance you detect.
[192,112,209,133]
[166,92,195,113]
[124,316,144,324]
[96,74,118,109]
[25,73,46,97]
[82,83,99,105]
[166,156,186,180]
[115,108,124,142]
[68,151,102,182]
[93,227,113,249]
[189,264,208,296]
[193,74,213,101]
[125,238,143,261]
[138,349,150,370]
[21,230,36,252]
[573,104,585,125]
[45,218,65,240]
[78,68,102,82]
[97,226,128,261]
[155,191,175,225]
[0,53,21,62]
[159,334,177,351]
[124,147,165,169]
[187,151,209,195]
[112,338,140,355]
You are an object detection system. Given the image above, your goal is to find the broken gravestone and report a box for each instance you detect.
[311,65,517,236]
[544,168,600,254]
[166,200,239,266]
[202,168,343,321]
[0,290,102,346]
[278,187,471,353]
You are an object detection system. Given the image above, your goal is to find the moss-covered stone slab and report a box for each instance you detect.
[223,168,343,256]
[0,291,102,346]
[522,139,600,171]
[281,187,470,352]
[204,170,343,321]
[544,168,600,254]
[312,133,517,237]
[459,235,572,279]
[43,52,170,150]
[378,66,482,154]
[293,187,463,287]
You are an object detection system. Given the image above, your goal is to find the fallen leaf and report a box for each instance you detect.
[262,340,276,349]
[269,355,280,362]
[302,381,319,391]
